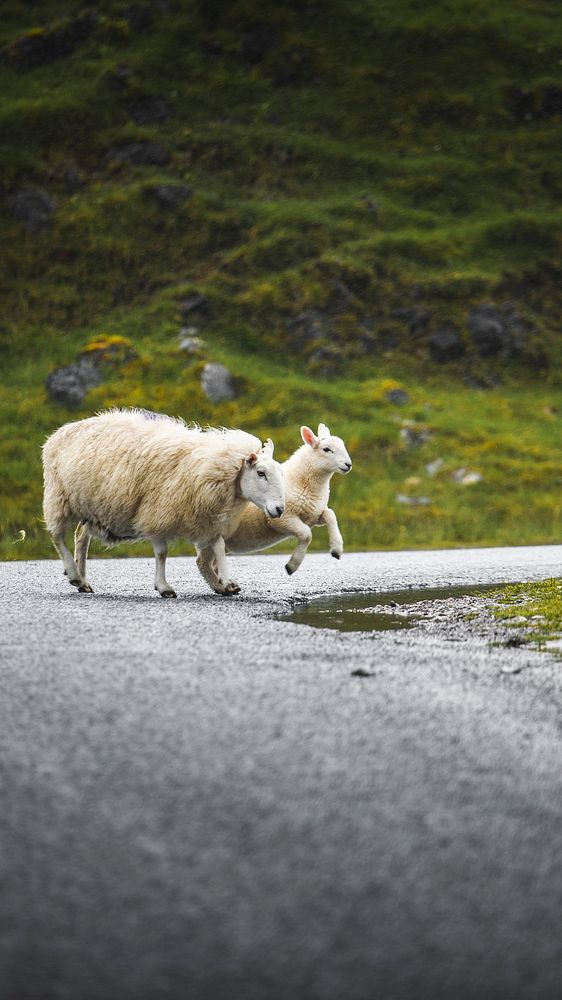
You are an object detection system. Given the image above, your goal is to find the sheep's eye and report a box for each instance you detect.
[323,447,332,453]
[257,470,267,479]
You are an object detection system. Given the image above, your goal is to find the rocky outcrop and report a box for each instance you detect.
[467,304,528,358]
[46,359,101,408]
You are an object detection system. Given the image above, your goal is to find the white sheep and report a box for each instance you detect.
[42,408,285,597]
[200,422,351,578]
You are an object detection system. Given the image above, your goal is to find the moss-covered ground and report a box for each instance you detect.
[492,578,562,650]
[1,0,561,560]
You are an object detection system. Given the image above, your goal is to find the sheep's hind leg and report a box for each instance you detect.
[51,531,86,590]
[153,540,176,598]
[74,522,94,592]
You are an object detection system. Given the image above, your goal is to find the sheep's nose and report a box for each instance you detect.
[345,462,352,470]
[275,504,285,518]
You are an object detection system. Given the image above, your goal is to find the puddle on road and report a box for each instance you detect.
[278,582,502,633]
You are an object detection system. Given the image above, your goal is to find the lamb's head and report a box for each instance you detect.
[301,423,352,475]
[238,438,285,518]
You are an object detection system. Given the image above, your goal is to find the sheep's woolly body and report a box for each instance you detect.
[226,445,332,554]
[43,409,261,547]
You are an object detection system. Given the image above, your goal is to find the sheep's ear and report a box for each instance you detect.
[246,452,258,466]
[318,422,330,438]
[301,426,319,448]
[262,437,274,457]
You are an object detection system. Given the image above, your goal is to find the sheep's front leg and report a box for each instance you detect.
[318,507,344,559]
[74,522,94,592]
[153,540,177,598]
[284,517,313,576]
[196,541,240,596]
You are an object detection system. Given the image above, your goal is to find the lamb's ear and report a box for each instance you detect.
[262,437,274,457]
[301,426,319,448]
[318,422,330,438]
[246,452,258,466]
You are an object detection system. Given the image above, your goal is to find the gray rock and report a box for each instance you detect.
[179,294,208,320]
[396,494,431,506]
[150,184,192,210]
[201,363,237,403]
[467,304,529,358]
[400,426,431,448]
[426,458,444,477]
[46,359,101,408]
[428,323,465,363]
[179,332,206,354]
[451,468,483,486]
[386,388,410,405]
[7,188,56,234]
[105,143,170,166]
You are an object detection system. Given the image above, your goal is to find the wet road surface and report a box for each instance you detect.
[1,546,561,1000]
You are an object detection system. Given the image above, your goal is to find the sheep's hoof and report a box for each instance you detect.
[69,578,82,588]
[78,583,94,593]
[285,564,296,576]
[331,550,341,560]
[160,588,177,598]
[225,582,241,595]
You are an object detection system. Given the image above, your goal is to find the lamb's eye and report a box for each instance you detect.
[323,447,332,453]
[257,470,267,479]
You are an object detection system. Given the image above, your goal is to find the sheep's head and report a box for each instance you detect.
[301,424,352,474]
[238,438,285,518]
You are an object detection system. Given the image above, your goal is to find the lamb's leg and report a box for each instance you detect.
[211,537,240,594]
[284,517,313,576]
[153,540,176,598]
[74,522,94,592]
[196,541,239,596]
[318,507,344,559]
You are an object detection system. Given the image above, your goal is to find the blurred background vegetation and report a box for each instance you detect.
[1,0,561,560]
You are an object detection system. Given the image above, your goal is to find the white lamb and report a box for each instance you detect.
[200,423,351,578]
[42,408,285,597]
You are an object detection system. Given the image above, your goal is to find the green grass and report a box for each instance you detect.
[492,579,562,649]
[1,0,561,560]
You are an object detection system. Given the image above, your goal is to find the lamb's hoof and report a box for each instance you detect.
[285,564,296,576]
[69,578,82,588]
[78,583,94,593]
[225,582,241,595]
[331,550,341,560]
[160,589,177,598]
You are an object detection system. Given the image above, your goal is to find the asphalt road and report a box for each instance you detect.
[1,546,561,1000]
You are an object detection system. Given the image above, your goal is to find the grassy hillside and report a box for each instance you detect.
[1,0,561,560]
